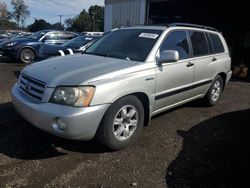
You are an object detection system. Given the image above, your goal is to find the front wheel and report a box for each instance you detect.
[19,48,35,64]
[96,95,144,150]
[204,75,224,106]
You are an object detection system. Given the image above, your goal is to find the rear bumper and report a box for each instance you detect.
[12,84,110,140]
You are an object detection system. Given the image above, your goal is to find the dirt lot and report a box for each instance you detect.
[0,57,250,188]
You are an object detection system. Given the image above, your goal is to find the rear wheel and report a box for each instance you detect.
[96,95,144,150]
[19,48,35,64]
[204,75,224,106]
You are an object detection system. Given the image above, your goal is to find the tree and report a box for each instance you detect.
[11,0,30,28]
[0,2,16,29]
[51,22,64,30]
[66,5,104,32]
[88,5,104,31]
[28,19,51,32]
[64,18,73,29]
[71,9,92,32]
[0,2,11,21]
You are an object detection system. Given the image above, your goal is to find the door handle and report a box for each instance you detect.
[212,57,217,62]
[186,62,194,67]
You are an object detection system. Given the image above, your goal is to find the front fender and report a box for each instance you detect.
[16,44,41,58]
[90,69,156,111]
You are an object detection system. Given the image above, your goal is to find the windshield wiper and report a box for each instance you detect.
[83,52,132,61]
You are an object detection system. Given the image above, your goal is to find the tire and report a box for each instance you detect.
[96,95,144,150]
[204,75,224,106]
[19,48,35,64]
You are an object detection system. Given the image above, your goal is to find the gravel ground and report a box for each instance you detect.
[0,57,250,188]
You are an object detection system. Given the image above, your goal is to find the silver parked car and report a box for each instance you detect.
[12,23,232,150]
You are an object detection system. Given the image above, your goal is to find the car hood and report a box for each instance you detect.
[22,54,139,87]
[1,38,36,46]
[11,38,36,43]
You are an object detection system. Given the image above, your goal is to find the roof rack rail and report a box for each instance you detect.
[167,23,218,31]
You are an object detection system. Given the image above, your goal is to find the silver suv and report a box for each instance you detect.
[12,23,232,150]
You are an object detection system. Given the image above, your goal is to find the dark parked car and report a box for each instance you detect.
[0,30,79,63]
[36,35,100,61]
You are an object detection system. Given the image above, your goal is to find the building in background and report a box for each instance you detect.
[104,0,147,32]
[104,0,250,71]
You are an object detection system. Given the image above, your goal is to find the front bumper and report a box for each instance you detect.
[0,47,17,58]
[11,84,110,140]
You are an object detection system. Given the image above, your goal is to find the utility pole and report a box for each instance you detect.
[58,15,63,29]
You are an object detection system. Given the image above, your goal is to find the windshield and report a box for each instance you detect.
[62,36,95,49]
[84,29,163,62]
[28,31,46,40]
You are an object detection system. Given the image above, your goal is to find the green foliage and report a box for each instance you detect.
[70,9,92,32]
[89,5,104,31]
[64,18,73,29]
[65,5,104,32]
[0,19,17,30]
[28,19,51,32]
[27,19,65,32]
[51,23,64,30]
[11,0,30,28]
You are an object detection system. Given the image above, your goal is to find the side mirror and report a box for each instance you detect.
[159,50,179,64]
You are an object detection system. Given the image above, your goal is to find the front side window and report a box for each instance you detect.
[44,32,61,40]
[189,31,209,57]
[85,29,163,62]
[160,30,190,60]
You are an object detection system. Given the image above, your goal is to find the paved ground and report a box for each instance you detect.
[0,57,250,188]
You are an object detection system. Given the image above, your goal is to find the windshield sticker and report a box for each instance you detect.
[139,33,159,39]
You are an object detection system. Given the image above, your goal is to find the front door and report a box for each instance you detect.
[154,30,194,111]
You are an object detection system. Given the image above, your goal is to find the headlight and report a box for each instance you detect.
[50,86,95,107]
[6,42,18,47]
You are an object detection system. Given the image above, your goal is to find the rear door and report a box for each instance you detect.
[154,30,195,111]
[188,30,219,96]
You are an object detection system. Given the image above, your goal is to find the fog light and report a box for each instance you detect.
[53,118,67,131]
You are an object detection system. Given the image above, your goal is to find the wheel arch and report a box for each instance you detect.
[17,46,38,59]
[100,92,152,128]
[131,92,151,127]
[218,72,227,90]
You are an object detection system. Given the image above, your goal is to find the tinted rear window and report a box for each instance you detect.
[209,33,225,53]
[189,31,209,57]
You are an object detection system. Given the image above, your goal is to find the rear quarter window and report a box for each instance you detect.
[209,33,225,53]
[62,33,77,40]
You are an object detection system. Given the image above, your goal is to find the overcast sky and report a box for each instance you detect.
[4,0,104,26]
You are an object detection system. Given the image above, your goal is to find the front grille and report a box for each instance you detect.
[19,73,46,101]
